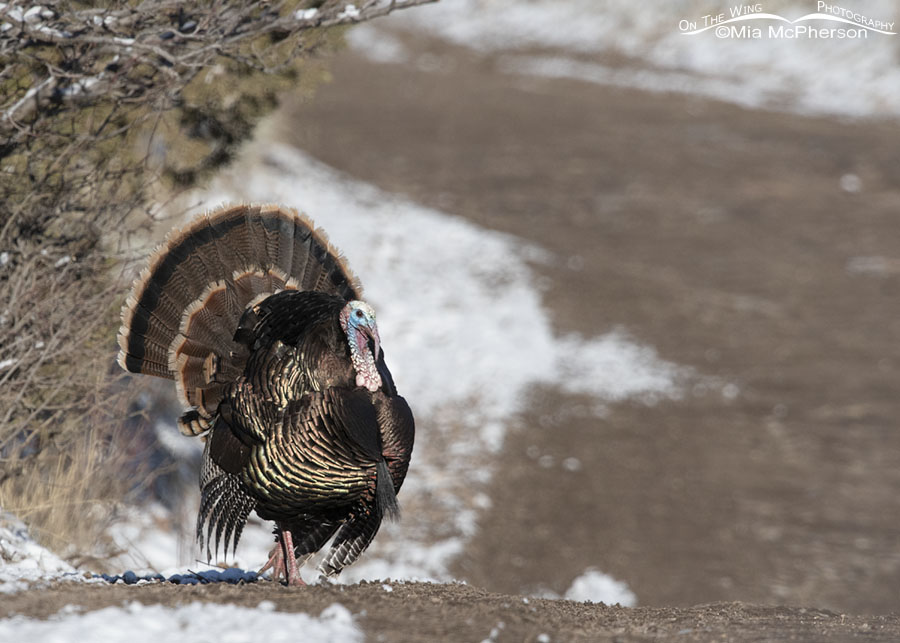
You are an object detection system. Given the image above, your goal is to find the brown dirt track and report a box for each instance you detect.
[281,34,900,613]
[283,32,900,633]
[11,26,900,643]
[3,580,899,642]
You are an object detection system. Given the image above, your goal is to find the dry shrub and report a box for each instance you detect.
[0,246,144,560]
[0,0,435,563]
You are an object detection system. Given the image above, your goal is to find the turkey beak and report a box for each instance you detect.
[363,325,382,362]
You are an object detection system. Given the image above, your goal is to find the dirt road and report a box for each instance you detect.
[4,581,898,642]
[278,34,900,615]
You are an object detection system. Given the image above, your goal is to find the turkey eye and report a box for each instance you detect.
[355,310,364,319]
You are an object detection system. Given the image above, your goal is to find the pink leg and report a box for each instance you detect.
[279,528,304,587]
[258,544,285,582]
[258,525,305,586]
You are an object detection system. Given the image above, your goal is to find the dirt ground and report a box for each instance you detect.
[11,26,900,642]
[4,580,900,642]
[280,31,900,627]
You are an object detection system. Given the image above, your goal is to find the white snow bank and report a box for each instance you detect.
[565,568,637,606]
[352,0,900,119]
[0,601,361,643]
[0,512,76,594]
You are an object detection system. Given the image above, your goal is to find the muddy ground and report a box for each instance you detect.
[11,25,900,642]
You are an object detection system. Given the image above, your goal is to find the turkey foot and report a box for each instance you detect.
[259,526,305,586]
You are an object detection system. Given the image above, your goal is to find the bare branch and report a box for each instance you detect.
[0,0,437,138]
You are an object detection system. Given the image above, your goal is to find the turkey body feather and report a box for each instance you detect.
[118,204,414,583]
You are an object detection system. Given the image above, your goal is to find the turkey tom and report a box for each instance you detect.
[117,204,414,585]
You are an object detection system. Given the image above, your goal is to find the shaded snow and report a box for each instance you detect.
[0,601,361,643]
[0,512,76,594]
[106,503,199,576]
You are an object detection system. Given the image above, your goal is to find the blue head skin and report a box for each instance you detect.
[339,300,383,392]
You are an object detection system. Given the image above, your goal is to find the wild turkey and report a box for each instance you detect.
[117,203,415,585]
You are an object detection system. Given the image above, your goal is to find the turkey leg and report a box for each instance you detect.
[258,524,305,586]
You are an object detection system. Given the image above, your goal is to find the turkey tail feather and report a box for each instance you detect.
[318,509,383,577]
[198,439,257,560]
[376,460,400,521]
[317,462,397,577]
[118,204,362,432]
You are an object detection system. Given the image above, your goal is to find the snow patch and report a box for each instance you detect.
[565,568,637,606]
[350,0,900,119]
[0,512,76,594]
[347,24,409,63]
[338,4,360,20]
[106,503,194,575]
[839,173,862,193]
[23,6,52,23]
[846,256,900,276]
[0,601,361,642]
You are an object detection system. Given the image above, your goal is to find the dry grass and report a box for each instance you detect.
[1,426,132,566]
[0,248,150,561]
